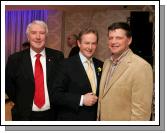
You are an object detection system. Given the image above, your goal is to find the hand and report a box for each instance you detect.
[83,92,98,106]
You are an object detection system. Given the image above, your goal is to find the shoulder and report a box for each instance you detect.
[129,52,152,71]
[102,58,111,68]
[93,57,103,64]
[7,49,28,61]
[63,54,79,64]
[45,47,64,58]
[71,46,79,50]
[6,50,29,68]
[59,55,82,70]
[45,47,63,54]
[57,55,80,73]
[131,53,151,66]
[93,57,103,67]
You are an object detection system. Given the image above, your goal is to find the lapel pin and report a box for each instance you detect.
[97,67,102,76]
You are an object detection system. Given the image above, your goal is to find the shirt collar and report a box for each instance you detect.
[110,48,130,65]
[79,52,93,64]
[30,48,46,58]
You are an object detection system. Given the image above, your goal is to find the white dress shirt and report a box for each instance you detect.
[30,48,50,111]
[79,52,97,106]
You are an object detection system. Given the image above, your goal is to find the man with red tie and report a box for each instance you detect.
[5,20,64,121]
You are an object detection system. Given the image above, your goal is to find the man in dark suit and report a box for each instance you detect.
[52,27,103,121]
[5,20,64,121]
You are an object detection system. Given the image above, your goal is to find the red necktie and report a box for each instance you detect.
[34,54,45,108]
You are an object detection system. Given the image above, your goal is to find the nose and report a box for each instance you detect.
[36,33,41,39]
[88,44,92,49]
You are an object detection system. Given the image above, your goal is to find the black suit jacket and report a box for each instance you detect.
[68,46,80,57]
[52,54,103,121]
[5,47,64,120]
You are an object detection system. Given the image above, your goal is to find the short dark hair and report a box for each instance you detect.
[108,22,132,37]
[78,27,99,43]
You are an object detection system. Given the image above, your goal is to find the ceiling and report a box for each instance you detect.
[6,5,149,12]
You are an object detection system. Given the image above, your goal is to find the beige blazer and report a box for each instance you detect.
[97,50,153,121]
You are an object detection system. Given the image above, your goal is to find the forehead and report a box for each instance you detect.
[80,33,97,43]
[29,24,45,31]
[81,32,97,38]
[109,28,127,36]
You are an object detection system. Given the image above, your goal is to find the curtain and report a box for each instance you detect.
[5,10,48,63]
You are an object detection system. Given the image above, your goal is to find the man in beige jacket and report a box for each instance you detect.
[97,22,153,121]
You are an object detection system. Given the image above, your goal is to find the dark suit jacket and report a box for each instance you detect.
[5,47,64,120]
[68,46,80,57]
[52,54,103,121]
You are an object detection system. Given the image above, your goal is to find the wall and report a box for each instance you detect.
[47,9,143,61]
[46,10,63,51]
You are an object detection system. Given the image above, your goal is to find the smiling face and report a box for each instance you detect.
[108,28,132,59]
[27,23,47,53]
[78,33,97,59]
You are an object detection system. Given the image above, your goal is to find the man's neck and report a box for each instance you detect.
[111,48,130,62]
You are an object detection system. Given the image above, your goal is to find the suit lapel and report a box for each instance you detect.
[22,49,34,82]
[99,60,111,97]
[92,58,102,96]
[93,58,100,79]
[103,61,128,97]
[102,51,132,98]
[45,48,52,82]
[75,55,91,89]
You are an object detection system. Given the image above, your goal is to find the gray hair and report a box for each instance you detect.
[26,20,48,35]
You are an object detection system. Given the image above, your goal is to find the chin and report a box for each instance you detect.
[85,55,92,59]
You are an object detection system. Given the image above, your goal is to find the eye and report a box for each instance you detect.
[30,31,36,34]
[85,42,90,45]
[40,32,45,35]
[109,37,113,40]
[116,37,123,40]
[92,42,97,45]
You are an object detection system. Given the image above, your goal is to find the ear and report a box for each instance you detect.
[27,34,30,41]
[128,37,132,46]
[77,40,81,48]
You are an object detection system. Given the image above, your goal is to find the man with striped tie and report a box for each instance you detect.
[53,27,103,121]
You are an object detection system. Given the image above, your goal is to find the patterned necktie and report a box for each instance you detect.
[86,60,96,94]
[34,54,45,108]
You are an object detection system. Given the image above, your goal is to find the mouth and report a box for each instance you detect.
[35,41,41,43]
[86,50,93,53]
[34,41,42,44]
[112,45,119,47]
[111,45,119,48]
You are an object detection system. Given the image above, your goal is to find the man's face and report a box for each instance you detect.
[78,33,97,59]
[108,28,132,57]
[27,24,46,53]
[67,35,77,47]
